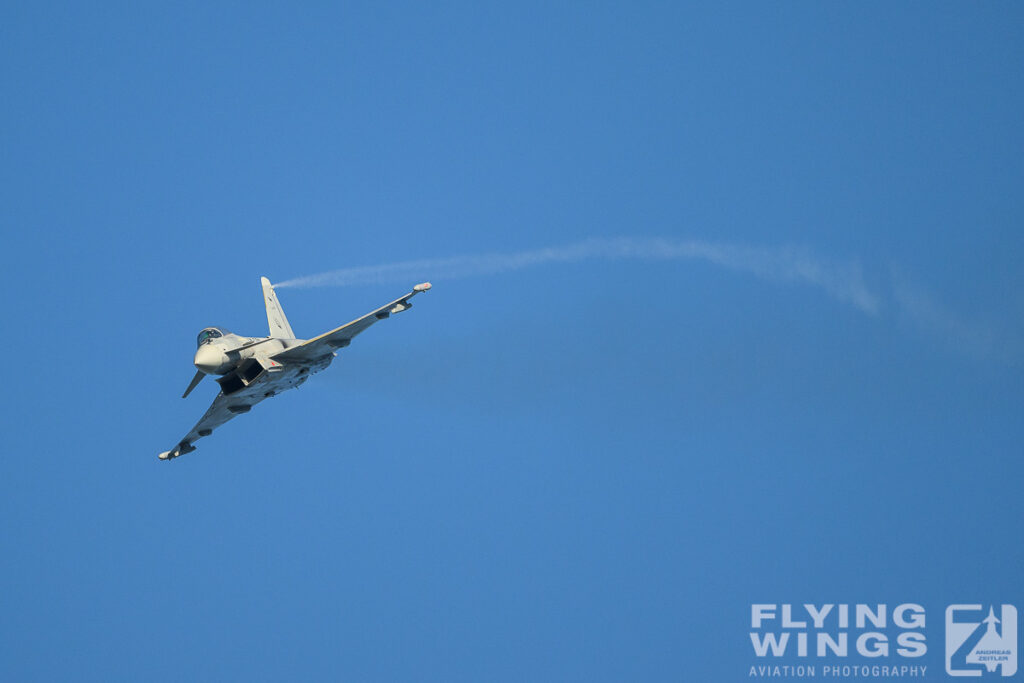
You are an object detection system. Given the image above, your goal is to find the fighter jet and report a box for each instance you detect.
[159,277,431,460]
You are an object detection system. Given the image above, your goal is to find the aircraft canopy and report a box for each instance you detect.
[196,328,229,346]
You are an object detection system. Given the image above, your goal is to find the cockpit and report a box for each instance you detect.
[196,327,229,347]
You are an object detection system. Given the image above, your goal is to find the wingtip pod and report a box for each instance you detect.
[158,442,195,461]
[414,282,432,292]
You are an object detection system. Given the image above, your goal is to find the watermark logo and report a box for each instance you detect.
[748,604,929,678]
[946,604,1017,677]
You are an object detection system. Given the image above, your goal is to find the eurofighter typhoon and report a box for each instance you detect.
[159,277,431,460]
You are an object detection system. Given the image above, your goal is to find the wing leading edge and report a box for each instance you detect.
[158,391,270,460]
[158,357,322,460]
[271,282,431,364]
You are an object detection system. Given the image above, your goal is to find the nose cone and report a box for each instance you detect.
[194,345,230,375]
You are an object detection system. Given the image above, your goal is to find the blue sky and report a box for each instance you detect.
[1,2,1022,681]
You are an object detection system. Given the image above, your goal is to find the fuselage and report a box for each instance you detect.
[193,327,299,376]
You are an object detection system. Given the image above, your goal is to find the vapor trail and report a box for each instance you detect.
[274,237,880,314]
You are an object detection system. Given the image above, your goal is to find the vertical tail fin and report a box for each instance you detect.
[261,277,296,339]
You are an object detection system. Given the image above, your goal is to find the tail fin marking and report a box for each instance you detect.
[260,277,296,339]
